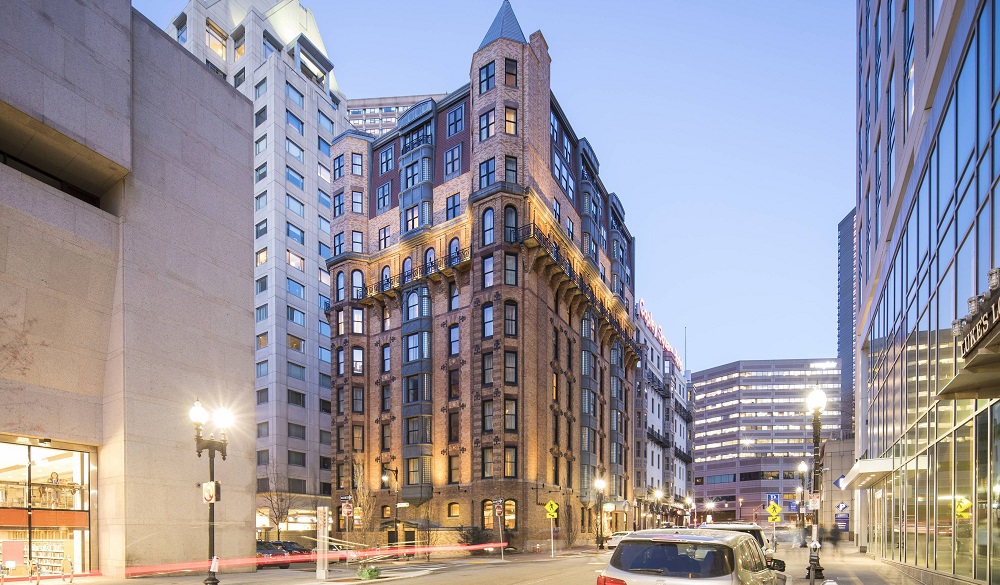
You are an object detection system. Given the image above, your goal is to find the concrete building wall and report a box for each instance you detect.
[0,1,254,577]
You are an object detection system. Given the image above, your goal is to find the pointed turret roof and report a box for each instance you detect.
[479,0,527,50]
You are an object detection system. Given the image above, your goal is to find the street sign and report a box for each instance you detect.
[546,510,558,519]
[834,475,848,490]
[342,503,354,517]
[834,512,850,531]
[766,493,779,505]
[202,481,218,504]
[396,502,410,508]
[787,501,799,513]
[493,498,505,506]
[765,502,782,516]
[836,501,848,512]
[956,497,972,519]
[494,503,504,517]
[544,500,559,514]
[768,515,781,523]
[808,495,821,511]
[340,494,353,501]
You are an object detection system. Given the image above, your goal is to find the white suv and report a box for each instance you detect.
[699,522,771,552]
[597,529,787,585]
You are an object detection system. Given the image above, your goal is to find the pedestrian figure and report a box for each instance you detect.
[829,523,842,558]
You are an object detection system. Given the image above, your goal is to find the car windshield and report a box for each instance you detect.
[611,541,734,578]
[257,542,282,551]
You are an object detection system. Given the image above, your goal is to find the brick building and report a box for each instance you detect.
[324,1,641,550]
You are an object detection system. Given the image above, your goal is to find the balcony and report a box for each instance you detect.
[515,223,642,357]
[365,247,472,299]
[400,132,433,155]
[647,427,671,448]
[673,446,692,464]
[673,399,693,423]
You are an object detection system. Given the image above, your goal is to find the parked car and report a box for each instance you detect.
[597,529,787,585]
[699,522,772,552]
[256,541,290,569]
[270,540,311,559]
[606,531,631,550]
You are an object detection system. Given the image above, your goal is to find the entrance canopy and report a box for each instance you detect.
[843,458,893,490]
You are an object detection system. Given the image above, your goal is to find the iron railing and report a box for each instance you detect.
[401,133,433,155]
[673,399,693,423]
[364,247,471,297]
[516,223,641,355]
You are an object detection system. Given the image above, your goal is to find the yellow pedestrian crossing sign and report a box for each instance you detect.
[768,514,781,523]
[766,502,782,516]
[545,500,558,518]
[956,497,972,519]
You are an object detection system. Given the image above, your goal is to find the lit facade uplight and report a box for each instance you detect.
[952,318,967,338]
[989,267,1000,291]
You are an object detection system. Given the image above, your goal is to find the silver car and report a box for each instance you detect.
[606,531,631,550]
[597,529,787,585]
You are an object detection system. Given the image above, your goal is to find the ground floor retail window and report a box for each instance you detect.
[0,441,91,577]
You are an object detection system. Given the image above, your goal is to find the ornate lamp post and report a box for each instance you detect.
[798,461,808,547]
[381,468,400,546]
[705,500,716,524]
[653,490,663,528]
[738,497,744,521]
[685,497,694,526]
[594,478,606,549]
[189,400,231,585]
[805,388,827,581]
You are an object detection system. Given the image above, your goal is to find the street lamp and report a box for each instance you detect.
[685,497,694,526]
[738,497,744,521]
[653,490,663,528]
[805,388,827,581]
[594,479,607,549]
[381,468,400,547]
[189,400,230,585]
[797,461,808,547]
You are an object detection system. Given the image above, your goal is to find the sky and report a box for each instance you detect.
[132,0,857,373]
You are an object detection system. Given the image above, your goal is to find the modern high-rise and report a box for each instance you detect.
[838,209,857,439]
[0,0,255,577]
[162,0,350,536]
[324,1,641,550]
[692,359,840,522]
[346,95,448,138]
[848,1,1000,582]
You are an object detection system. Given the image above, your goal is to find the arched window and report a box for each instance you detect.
[336,271,345,301]
[406,292,419,321]
[381,265,391,292]
[351,270,365,299]
[503,499,517,530]
[482,208,494,246]
[448,237,460,266]
[447,502,460,518]
[425,247,436,273]
[402,257,413,283]
[482,303,494,338]
[504,205,518,243]
[449,284,459,311]
[504,301,518,336]
[482,500,495,530]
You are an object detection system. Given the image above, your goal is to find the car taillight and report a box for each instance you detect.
[597,576,628,585]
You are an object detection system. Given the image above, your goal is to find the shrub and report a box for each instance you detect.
[356,565,380,580]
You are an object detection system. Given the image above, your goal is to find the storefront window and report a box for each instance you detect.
[0,441,91,577]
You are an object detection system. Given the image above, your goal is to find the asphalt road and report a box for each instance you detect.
[401,552,608,585]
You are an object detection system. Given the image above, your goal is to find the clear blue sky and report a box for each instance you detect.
[133,0,856,373]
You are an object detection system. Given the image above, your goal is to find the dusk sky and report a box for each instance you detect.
[133,0,856,373]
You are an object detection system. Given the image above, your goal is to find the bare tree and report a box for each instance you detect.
[564,505,579,547]
[259,459,302,541]
[0,313,44,376]
[350,456,377,545]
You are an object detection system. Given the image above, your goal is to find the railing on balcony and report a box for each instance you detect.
[401,132,433,155]
[673,446,693,464]
[644,370,665,392]
[364,247,471,297]
[673,399,693,423]
[647,427,671,448]
[516,223,641,355]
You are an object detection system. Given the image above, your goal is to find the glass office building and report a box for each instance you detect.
[850,1,1000,582]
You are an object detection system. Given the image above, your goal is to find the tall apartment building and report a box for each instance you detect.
[0,0,254,577]
[162,0,350,536]
[666,357,694,506]
[324,1,641,550]
[346,95,448,138]
[632,301,671,529]
[848,1,1000,581]
[691,359,840,522]
[838,209,857,439]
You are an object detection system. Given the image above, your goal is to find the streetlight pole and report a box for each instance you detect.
[381,468,400,548]
[806,389,827,582]
[685,497,694,526]
[738,498,743,521]
[189,401,231,585]
[594,479,606,549]
[798,461,808,548]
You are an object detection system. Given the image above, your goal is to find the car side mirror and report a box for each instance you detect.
[768,559,786,572]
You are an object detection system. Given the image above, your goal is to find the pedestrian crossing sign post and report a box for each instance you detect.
[545,500,558,519]
[545,500,559,559]
[765,501,781,524]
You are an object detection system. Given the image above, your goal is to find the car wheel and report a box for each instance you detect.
[280,564,290,569]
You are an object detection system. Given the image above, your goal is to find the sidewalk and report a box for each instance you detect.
[776,544,916,585]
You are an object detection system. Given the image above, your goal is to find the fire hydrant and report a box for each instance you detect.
[535,544,541,553]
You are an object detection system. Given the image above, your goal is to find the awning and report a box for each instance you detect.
[843,458,893,490]
[937,339,1000,399]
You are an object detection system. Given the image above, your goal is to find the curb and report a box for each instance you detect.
[324,569,432,584]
